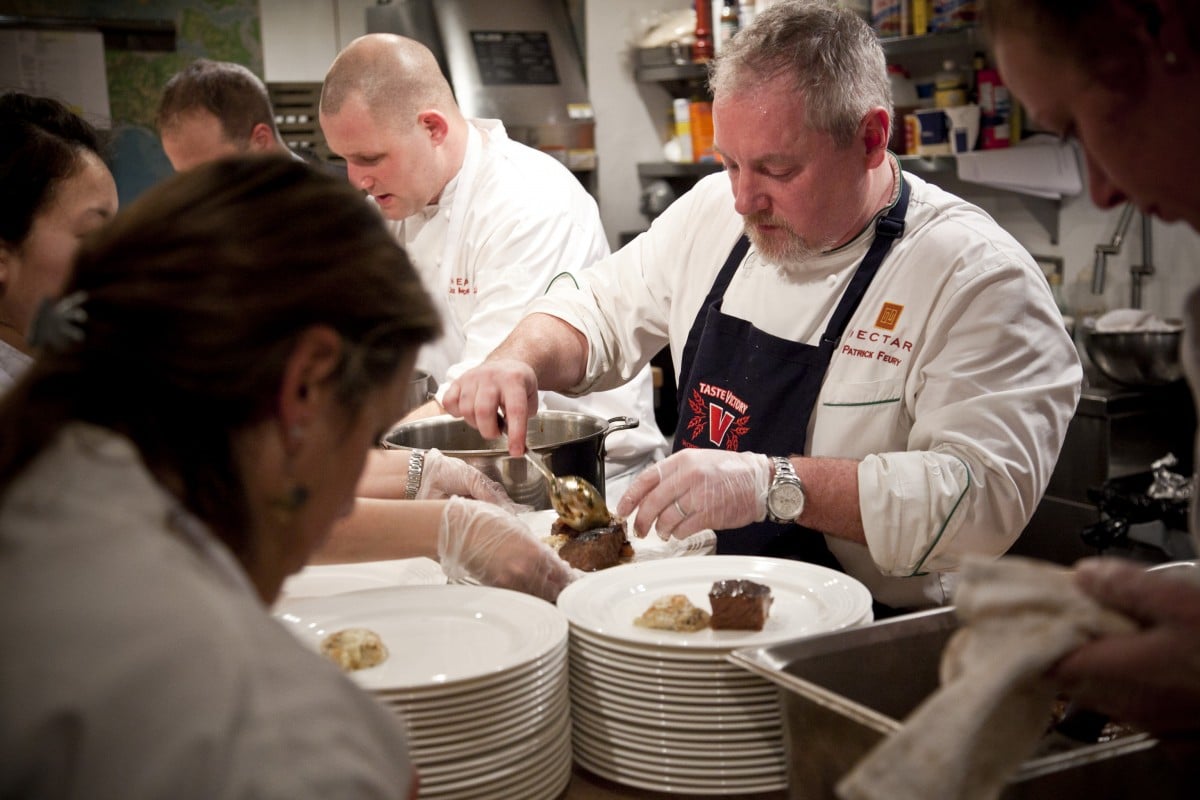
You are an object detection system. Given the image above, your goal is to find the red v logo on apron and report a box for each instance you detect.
[708,404,735,446]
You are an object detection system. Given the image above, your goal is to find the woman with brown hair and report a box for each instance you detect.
[0,155,434,798]
[982,0,1200,739]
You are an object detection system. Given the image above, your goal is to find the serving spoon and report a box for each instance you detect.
[522,452,612,532]
[495,410,611,530]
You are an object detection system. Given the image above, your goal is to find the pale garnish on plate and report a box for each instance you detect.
[633,594,711,632]
[320,627,389,672]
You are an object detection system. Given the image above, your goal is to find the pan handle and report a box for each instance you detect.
[598,416,640,463]
[603,416,640,435]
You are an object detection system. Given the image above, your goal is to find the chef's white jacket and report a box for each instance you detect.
[391,119,667,496]
[529,167,1083,608]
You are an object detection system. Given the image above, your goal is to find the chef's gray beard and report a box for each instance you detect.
[743,216,833,275]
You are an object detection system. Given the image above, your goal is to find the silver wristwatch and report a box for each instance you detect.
[766,456,805,524]
[405,448,426,500]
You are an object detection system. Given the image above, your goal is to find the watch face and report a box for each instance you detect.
[770,483,805,519]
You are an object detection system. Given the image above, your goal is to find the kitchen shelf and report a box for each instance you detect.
[633,61,709,84]
[898,154,1062,244]
[637,161,724,179]
[878,26,980,59]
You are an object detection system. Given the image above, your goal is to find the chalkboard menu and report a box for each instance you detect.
[470,31,559,86]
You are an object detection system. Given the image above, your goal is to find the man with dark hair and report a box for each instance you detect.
[157,58,296,172]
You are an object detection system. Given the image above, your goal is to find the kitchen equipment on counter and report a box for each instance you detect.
[557,556,873,795]
[729,607,1199,799]
[381,411,639,508]
[367,0,596,172]
[1082,324,1183,387]
[1015,380,1196,566]
[404,368,437,412]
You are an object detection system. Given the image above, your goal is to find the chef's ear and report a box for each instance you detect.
[417,110,450,146]
[277,324,343,452]
[859,107,890,166]
[247,122,277,153]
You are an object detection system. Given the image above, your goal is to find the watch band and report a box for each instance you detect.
[767,456,804,524]
[405,448,426,500]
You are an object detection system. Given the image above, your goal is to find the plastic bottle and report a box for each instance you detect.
[690,96,716,163]
[719,1,740,45]
[673,98,693,164]
[976,67,1011,148]
[934,60,967,108]
[693,0,714,63]
[887,64,918,153]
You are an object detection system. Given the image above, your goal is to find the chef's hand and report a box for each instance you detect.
[1050,557,1200,738]
[416,448,526,512]
[437,496,575,603]
[442,359,540,457]
[618,449,771,540]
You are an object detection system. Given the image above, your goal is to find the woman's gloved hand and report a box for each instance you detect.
[417,448,526,513]
[617,449,771,540]
[437,496,575,603]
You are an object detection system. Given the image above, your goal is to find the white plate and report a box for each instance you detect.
[412,690,570,767]
[557,555,872,651]
[518,509,716,561]
[399,663,565,726]
[573,749,786,796]
[568,664,774,707]
[277,557,446,600]
[570,708,785,754]
[569,651,774,697]
[373,640,566,706]
[275,584,566,691]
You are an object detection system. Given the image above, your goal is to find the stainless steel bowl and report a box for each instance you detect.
[1083,325,1183,387]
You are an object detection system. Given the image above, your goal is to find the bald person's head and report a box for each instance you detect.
[320,34,459,127]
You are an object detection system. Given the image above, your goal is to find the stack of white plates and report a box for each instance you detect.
[275,584,571,799]
[558,556,873,795]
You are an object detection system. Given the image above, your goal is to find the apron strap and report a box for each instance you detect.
[820,175,911,346]
[676,235,751,412]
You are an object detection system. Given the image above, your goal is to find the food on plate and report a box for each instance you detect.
[634,594,712,632]
[547,516,632,571]
[320,627,389,672]
[709,579,773,631]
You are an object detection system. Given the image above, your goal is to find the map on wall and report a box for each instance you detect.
[1,0,261,202]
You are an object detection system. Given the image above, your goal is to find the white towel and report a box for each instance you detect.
[836,556,1137,800]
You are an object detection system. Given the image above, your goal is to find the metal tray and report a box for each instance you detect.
[729,608,1197,798]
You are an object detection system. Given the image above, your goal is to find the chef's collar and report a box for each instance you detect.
[824,153,904,256]
[426,122,480,219]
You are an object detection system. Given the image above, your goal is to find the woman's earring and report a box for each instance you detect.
[270,483,311,526]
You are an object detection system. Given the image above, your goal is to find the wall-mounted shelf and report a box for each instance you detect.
[637,161,724,180]
[898,155,1062,244]
[878,26,980,59]
[633,61,709,84]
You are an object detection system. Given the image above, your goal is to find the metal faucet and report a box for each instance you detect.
[1091,203,1154,308]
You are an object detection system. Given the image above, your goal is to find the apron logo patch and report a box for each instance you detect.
[875,302,904,330]
[685,386,750,449]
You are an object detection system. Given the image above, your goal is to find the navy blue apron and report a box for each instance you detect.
[673,178,910,568]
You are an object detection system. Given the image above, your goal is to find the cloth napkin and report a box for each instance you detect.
[836,556,1137,800]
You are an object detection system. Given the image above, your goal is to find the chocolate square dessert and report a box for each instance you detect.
[709,579,773,630]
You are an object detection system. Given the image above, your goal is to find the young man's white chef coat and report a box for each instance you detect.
[392,119,667,496]
[529,166,1083,608]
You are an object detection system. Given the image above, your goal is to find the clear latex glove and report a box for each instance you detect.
[416,448,527,513]
[437,496,576,603]
[617,449,771,540]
